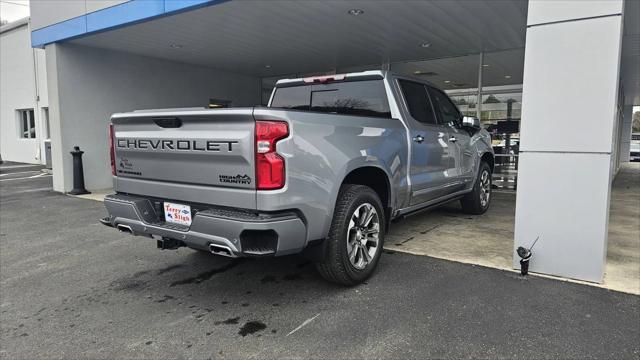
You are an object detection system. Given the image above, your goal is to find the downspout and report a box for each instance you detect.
[30,19,42,163]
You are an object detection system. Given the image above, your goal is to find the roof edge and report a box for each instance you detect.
[0,17,29,34]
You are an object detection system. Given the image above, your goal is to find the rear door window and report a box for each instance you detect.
[398,79,437,125]
[270,80,391,118]
[428,87,462,126]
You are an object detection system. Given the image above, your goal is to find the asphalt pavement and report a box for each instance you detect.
[1,163,639,359]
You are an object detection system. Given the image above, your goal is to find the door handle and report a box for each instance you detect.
[413,135,425,143]
[449,137,457,143]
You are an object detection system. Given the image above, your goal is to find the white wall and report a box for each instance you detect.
[45,43,260,192]
[30,0,85,30]
[30,0,132,31]
[86,1,130,14]
[0,20,49,165]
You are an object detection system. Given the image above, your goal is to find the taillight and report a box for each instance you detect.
[108,123,116,176]
[255,120,288,190]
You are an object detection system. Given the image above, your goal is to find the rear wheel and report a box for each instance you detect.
[315,184,385,285]
[460,161,492,214]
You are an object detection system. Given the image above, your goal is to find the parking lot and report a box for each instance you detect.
[1,163,639,359]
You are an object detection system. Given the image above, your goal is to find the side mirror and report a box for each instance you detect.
[462,116,480,129]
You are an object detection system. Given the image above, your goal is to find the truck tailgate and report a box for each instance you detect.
[111,108,257,209]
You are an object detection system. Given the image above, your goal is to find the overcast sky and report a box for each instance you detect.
[1,0,30,24]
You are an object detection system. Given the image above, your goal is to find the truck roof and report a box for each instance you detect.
[275,70,387,87]
[274,69,440,90]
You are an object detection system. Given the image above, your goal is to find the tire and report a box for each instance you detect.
[315,184,386,286]
[460,161,492,215]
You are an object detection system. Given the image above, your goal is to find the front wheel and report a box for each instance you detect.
[315,184,385,286]
[460,161,492,215]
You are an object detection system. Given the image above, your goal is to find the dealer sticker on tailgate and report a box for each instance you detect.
[164,202,192,226]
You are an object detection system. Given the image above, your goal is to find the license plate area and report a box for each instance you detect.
[164,202,192,226]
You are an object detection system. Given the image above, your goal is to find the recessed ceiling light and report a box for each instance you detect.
[444,80,451,83]
[265,65,271,69]
[414,71,438,76]
[504,75,512,79]
[421,42,431,48]
[482,64,490,67]
[348,8,364,16]
[169,43,183,49]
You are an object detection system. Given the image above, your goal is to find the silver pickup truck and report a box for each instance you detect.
[101,70,494,285]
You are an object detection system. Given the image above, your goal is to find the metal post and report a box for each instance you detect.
[476,52,484,120]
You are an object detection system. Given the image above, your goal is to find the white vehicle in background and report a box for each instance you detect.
[630,133,640,162]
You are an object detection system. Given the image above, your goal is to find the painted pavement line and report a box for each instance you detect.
[286,313,321,337]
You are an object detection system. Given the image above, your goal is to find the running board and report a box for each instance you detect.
[394,190,470,220]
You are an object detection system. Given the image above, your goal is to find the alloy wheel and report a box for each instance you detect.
[479,169,491,207]
[346,203,380,270]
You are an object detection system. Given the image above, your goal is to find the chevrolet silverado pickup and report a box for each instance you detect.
[101,70,494,285]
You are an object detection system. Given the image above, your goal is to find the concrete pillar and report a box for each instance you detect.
[44,44,65,192]
[514,0,624,282]
[620,105,634,163]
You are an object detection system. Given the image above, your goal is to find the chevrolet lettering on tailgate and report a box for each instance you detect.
[116,139,238,152]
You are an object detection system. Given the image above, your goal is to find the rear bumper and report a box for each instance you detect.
[102,194,307,257]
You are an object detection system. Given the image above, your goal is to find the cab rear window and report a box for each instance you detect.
[270,80,391,118]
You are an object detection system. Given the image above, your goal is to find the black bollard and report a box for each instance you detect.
[69,146,91,195]
[516,246,532,276]
[519,257,530,276]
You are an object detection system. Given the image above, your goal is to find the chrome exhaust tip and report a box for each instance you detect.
[116,224,133,234]
[208,244,237,258]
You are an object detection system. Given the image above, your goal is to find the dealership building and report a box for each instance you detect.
[0,17,49,165]
[1,0,638,287]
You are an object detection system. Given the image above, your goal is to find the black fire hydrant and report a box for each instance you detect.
[69,146,90,195]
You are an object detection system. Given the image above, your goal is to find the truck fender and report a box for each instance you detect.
[323,158,394,238]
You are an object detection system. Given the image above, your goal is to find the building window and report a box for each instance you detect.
[480,92,522,126]
[448,94,477,117]
[17,109,36,139]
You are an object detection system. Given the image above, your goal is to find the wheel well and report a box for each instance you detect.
[481,152,494,172]
[342,167,390,209]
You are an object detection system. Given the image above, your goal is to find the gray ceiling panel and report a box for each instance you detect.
[66,0,637,103]
[70,0,528,77]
